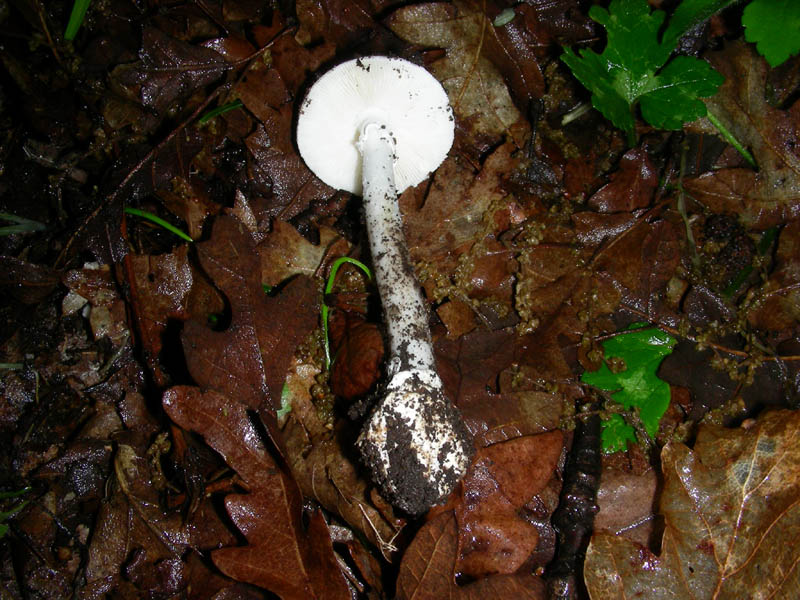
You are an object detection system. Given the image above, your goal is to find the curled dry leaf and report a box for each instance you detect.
[585,409,800,599]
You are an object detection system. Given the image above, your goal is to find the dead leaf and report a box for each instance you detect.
[280,351,403,559]
[587,149,658,213]
[181,216,319,412]
[584,409,800,599]
[403,141,523,277]
[746,219,800,331]
[593,467,658,550]
[454,432,563,577]
[125,246,224,386]
[328,310,384,399]
[163,386,350,599]
[257,219,345,286]
[685,42,800,228]
[387,0,529,154]
[395,511,546,600]
[111,28,228,116]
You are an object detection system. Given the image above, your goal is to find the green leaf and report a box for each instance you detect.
[639,56,725,130]
[601,413,637,454]
[588,1,672,78]
[561,0,724,139]
[582,325,677,453]
[561,48,636,133]
[743,0,800,67]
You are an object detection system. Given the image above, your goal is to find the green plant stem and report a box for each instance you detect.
[706,110,757,168]
[123,207,193,243]
[322,257,372,369]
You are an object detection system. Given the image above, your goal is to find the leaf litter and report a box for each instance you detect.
[0,1,799,599]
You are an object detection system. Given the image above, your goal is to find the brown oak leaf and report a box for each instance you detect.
[181,215,319,413]
[584,409,800,599]
[163,386,350,600]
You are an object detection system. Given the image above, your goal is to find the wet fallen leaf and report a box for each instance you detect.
[585,409,800,599]
[685,41,800,228]
[746,218,800,331]
[454,432,563,577]
[396,511,546,599]
[587,148,658,213]
[163,386,350,599]
[328,309,384,399]
[593,467,658,549]
[181,215,319,412]
[112,28,229,116]
[280,351,403,560]
[125,246,224,386]
[388,0,529,154]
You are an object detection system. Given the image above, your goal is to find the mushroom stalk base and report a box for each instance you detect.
[356,123,473,515]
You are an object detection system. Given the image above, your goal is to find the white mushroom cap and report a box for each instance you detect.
[297,56,454,195]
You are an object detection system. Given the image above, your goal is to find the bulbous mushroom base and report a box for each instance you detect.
[357,369,474,515]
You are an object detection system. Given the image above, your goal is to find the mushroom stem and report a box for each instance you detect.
[359,122,435,374]
[356,122,474,515]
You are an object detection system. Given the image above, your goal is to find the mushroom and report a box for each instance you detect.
[297,56,474,514]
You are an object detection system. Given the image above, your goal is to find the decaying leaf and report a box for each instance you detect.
[685,41,800,228]
[746,218,800,331]
[387,0,530,154]
[454,432,564,577]
[396,511,547,600]
[280,350,403,560]
[163,386,350,599]
[181,216,319,412]
[585,409,800,599]
[111,28,229,116]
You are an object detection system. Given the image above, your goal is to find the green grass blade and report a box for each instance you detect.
[124,207,193,243]
[65,0,92,40]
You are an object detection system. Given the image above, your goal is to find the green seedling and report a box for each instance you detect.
[561,0,755,167]
[0,487,31,539]
[276,382,292,419]
[0,212,46,236]
[581,324,677,453]
[321,257,372,369]
[124,207,193,243]
[65,0,91,40]
[198,99,244,125]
